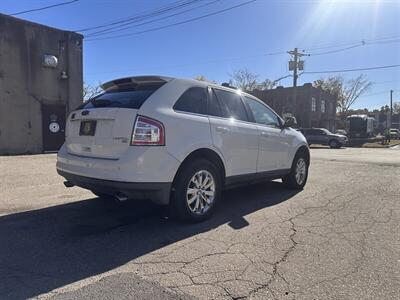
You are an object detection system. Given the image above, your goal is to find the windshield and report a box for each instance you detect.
[322,128,333,135]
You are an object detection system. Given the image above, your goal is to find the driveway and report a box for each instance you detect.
[0,148,399,299]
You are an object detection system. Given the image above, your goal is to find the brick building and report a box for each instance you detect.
[250,83,338,131]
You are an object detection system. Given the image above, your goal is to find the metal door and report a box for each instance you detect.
[41,104,66,152]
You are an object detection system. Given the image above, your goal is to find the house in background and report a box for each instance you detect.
[0,14,83,155]
[251,83,338,132]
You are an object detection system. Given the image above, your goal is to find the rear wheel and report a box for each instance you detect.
[282,152,309,189]
[170,159,222,222]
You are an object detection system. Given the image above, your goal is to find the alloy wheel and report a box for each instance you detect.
[295,158,307,185]
[186,170,215,215]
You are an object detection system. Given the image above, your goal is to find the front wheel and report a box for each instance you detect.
[329,139,342,149]
[282,152,309,189]
[170,159,222,222]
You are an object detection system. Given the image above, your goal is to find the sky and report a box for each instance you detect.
[1,0,400,110]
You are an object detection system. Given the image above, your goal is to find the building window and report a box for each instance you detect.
[311,97,316,112]
[321,99,325,113]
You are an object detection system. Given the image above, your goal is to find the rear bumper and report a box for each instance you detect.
[58,169,171,205]
[56,143,180,183]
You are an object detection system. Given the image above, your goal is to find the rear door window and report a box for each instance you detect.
[79,84,163,110]
[310,129,322,135]
[213,89,248,122]
[173,87,208,115]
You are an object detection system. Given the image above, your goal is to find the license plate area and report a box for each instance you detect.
[79,120,97,136]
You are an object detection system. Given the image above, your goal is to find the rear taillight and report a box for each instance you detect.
[131,115,165,146]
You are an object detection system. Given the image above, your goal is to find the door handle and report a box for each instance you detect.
[261,131,269,138]
[216,126,230,133]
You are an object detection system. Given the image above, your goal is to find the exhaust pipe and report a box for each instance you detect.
[63,181,74,188]
[114,193,128,202]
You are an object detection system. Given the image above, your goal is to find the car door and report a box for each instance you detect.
[208,88,259,177]
[301,129,315,144]
[243,96,291,171]
[313,129,328,144]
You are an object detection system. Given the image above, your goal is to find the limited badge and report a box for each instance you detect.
[49,122,60,133]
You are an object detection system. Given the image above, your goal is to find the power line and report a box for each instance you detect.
[301,33,400,52]
[86,0,222,38]
[308,43,363,56]
[303,64,400,74]
[85,0,258,42]
[85,50,286,75]
[76,0,205,32]
[9,0,79,16]
[307,38,400,56]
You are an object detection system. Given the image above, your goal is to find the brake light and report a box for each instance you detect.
[131,116,165,146]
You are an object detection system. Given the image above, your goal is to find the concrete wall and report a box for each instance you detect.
[0,14,83,154]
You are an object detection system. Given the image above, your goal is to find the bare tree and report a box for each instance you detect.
[194,75,216,84]
[228,68,259,91]
[83,82,102,101]
[228,68,277,91]
[255,79,278,90]
[393,102,400,114]
[313,75,372,117]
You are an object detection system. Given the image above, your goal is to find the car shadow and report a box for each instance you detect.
[0,181,300,299]
[310,145,347,149]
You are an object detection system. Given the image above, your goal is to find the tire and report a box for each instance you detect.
[169,158,222,222]
[282,152,309,189]
[329,139,342,149]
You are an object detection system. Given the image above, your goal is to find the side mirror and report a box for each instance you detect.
[284,116,297,128]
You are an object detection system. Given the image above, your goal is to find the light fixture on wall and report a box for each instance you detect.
[60,71,68,80]
[43,54,58,68]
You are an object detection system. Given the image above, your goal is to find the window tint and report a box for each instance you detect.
[213,89,248,121]
[310,129,323,135]
[173,87,207,115]
[244,97,280,128]
[80,84,162,110]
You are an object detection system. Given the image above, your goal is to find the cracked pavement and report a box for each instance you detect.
[0,147,399,299]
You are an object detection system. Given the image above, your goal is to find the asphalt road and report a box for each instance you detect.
[0,147,399,299]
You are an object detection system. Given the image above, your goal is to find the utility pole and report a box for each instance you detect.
[287,48,308,119]
[390,89,393,128]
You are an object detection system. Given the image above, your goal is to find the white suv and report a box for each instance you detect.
[57,76,309,222]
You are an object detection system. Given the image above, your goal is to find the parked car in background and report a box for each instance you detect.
[335,129,347,136]
[299,128,348,148]
[390,128,400,139]
[57,75,310,222]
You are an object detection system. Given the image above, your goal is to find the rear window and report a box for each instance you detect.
[173,87,207,114]
[213,89,248,122]
[79,84,162,109]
